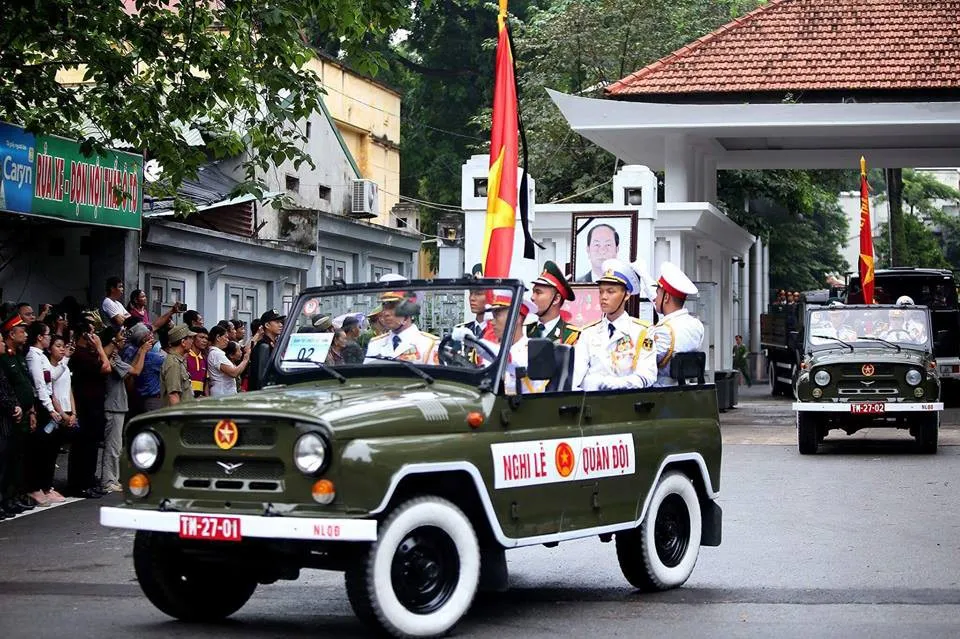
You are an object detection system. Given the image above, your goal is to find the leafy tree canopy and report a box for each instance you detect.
[0,0,410,212]
[875,169,960,269]
[718,169,850,292]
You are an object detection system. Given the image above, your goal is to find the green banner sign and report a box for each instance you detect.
[1,122,142,230]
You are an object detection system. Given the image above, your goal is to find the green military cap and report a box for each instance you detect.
[532,260,575,301]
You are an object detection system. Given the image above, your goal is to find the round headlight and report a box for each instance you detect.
[814,370,831,386]
[905,369,923,386]
[294,433,328,474]
[130,431,161,471]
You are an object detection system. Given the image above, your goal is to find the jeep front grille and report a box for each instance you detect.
[180,424,277,449]
[840,364,894,377]
[173,458,285,493]
[837,386,898,396]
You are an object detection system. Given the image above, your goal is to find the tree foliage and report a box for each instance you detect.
[875,169,960,270]
[0,0,410,212]
[516,0,762,202]
[718,170,850,292]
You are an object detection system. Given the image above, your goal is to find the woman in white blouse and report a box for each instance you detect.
[207,325,251,397]
[24,323,65,505]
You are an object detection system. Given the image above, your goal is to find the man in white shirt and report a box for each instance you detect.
[649,262,705,387]
[100,276,129,328]
[572,259,657,391]
[365,293,439,365]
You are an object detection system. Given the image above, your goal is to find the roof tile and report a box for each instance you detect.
[607,0,960,96]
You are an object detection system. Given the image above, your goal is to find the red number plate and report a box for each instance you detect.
[850,402,885,415]
[179,515,242,541]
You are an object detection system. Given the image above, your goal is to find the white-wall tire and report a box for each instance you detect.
[616,471,701,591]
[346,496,480,638]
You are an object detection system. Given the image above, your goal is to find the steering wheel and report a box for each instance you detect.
[437,334,498,368]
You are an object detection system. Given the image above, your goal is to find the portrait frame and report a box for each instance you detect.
[569,211,638,286]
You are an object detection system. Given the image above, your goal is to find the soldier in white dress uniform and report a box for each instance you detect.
[649,261,705,387]
[571,259,657,391]
[364,291,439,365]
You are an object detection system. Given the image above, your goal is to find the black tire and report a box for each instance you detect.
[133,531,256,621]
[345,496,480,638]
[797,413,819,455]
[615,471,701,592]
[917,413,939,454]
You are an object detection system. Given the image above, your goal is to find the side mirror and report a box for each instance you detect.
[526,338,557,380]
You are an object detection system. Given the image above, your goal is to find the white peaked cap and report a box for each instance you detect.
[630,259,656,300]
[379,273,409,284]
[519,295,538,319]
[597,259,642,296]
[657,261,698,297]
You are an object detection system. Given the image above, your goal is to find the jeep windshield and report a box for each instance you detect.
[806,307,931,351]
[273,279,524,385]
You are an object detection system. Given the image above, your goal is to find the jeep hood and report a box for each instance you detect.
[137,380,483,438]
[808,347,930,368]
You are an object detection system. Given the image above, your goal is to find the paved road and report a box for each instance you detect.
[2,388,959,638]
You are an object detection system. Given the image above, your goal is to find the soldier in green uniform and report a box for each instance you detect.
[0,314,35,514]
[527,260,580,345]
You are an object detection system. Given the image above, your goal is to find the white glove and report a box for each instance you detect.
[451,326,473,343]
[598,376,625,390]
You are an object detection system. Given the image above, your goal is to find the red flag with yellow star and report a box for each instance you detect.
[859,156,875,304]
[481,0,519,277]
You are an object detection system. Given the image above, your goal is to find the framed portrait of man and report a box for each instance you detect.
[569,212,638,285]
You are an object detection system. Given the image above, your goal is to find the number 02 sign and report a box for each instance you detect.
[283,333,334,364]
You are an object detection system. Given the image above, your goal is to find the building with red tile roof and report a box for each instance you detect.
[606,0,960,100]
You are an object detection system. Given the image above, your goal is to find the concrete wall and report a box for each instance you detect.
[306,56,402,227]
[140,221,313,326]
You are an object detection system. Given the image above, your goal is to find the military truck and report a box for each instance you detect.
[793,303,942,454]
[761,287,843,396]
[100,279,723,638]
[846,268,960,388]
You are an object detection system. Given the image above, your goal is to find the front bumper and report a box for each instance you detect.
[100,506,377,541]
[792,402,943,413]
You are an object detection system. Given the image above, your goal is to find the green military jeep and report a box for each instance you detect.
[101,279,722,638]
[793,303,943,454]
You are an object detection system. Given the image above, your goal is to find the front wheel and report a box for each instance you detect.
[797,412,819,455]
[615,471,702,592]
[916,413,939,454]
[133,531,257,621]
[346,496,480,638]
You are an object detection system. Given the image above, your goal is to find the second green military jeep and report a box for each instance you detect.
[101,279,722,638]
[793,303,943,454]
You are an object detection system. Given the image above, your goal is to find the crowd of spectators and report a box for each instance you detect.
[0,276,280,519]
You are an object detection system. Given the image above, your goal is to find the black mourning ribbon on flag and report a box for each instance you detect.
[506,22,544,260]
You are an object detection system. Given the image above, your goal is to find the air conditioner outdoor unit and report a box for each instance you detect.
[350,179,379,219]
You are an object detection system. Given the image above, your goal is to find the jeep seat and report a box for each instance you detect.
[547,344,575,392]
[670,351,706,386]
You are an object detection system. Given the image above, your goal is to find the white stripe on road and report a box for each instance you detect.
[0,497,85,523]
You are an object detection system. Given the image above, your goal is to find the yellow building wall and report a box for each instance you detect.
[305,56,401,228]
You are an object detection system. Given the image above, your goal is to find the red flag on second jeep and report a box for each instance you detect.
[481,0,519,278]
[859,156,875,304]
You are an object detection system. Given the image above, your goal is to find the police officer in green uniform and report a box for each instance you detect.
[527,260,580,345]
